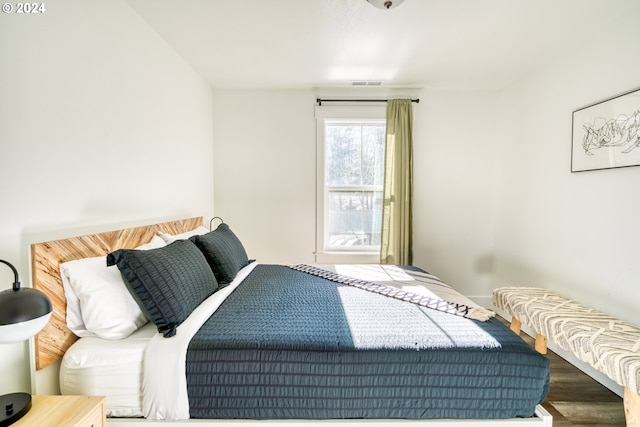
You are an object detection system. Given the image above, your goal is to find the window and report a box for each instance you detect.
[315,106,386,263]
[325,120,385,249]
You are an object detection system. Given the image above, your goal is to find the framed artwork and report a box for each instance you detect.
[571,88,640,172]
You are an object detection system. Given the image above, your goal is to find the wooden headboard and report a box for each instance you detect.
[30,216,203,370]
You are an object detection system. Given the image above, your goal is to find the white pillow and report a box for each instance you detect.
[135,235,168,251]
[60,235,166,339]
[157,226,209,243]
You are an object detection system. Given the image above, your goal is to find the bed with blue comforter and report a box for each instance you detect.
[102,222,550,421]
[185,264,550,420]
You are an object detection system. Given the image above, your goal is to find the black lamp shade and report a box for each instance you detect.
[0,287,52,344]
[0,259,52,344]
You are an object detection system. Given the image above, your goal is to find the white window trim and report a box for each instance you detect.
[314,105,386,264]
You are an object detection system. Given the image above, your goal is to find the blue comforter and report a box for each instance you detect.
[186,264,549,419]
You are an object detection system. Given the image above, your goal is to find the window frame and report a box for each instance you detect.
[314,105,386,264]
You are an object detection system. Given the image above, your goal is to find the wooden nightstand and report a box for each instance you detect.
[12,395,105,427]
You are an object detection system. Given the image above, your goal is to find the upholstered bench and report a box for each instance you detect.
[492,287,640,427]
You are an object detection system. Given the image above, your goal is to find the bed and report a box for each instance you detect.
[30,217,552,426]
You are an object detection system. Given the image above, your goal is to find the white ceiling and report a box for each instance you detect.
[125,0,640,90]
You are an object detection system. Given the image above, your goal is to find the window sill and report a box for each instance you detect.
[314,251,380,264]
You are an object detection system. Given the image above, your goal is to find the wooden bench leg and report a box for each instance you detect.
[535,333,548,354]
[510,317,522,335]
[507,316,546,354]
[625,387,640,427]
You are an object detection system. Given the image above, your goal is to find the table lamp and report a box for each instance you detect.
[0,259,52,426]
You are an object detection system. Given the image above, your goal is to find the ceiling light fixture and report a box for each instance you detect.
[366,0,405,10]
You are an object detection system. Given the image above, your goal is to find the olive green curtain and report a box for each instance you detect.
[380,99,413,265]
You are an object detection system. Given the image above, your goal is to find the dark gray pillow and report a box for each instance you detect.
[107,239,218,337]
[190,223,251,285]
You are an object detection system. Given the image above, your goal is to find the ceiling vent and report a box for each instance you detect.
[352,81,383,86]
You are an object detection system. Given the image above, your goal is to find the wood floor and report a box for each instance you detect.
[500,317,626,426]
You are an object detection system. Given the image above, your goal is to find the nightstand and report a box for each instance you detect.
[12,395,105,427]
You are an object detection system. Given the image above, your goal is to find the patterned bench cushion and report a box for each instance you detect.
[493,287,640,395]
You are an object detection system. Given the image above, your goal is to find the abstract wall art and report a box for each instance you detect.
[571,88,640,172]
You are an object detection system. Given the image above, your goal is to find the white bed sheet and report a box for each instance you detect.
[60,322,157,417]
[142,262,257,420]
[59,262,258,420]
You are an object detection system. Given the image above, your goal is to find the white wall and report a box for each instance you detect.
[0,0,214,395]
[413,89,498,298]
[212,90,317,265]
[493,5,640,326]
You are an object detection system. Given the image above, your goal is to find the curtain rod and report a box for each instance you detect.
[316,98,419,106]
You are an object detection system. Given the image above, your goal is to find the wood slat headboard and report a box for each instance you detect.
[30,217,203,370]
